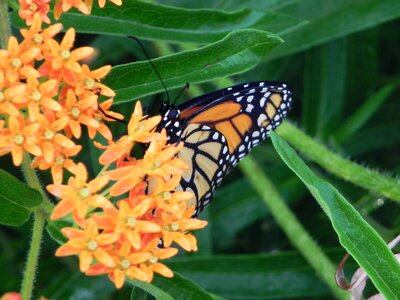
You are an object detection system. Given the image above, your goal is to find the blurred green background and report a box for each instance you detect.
[1,0,400,299]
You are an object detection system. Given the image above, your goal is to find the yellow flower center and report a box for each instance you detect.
[14,134,24,145]
[60,50,71,59]
[44,129,55,140]
[29,3,38,11]
[152,160,161,169]
[33,34,43,44]
[170,223,179,231]
[148,256,158,264]
[71,107,80,119]
[87,240,98,251]
[79,187,91,198]
[127,217,136,227]
[84,77,95,88]
[31,91,42,101]
[55,155,65,165]
[11,58,22,68]
[121,258,131,269]
[0,91,4,101]
[163,223,179,232]
[160,191,171,199]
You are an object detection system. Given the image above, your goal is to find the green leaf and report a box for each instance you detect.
[0,168,42,226]
[46,220,70,245]
[33,2,303,43]
[334,84,396,144]
[270,131,400,298]
[129,272,214,300]
[301,38,347,138]
[169,250,352,299]
[104,29,283,104]
[266,0,400,60]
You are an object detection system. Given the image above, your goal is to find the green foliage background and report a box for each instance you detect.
[1,0,400,299]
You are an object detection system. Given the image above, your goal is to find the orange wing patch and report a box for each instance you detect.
[187,101,252,153]
[190,101,241,123]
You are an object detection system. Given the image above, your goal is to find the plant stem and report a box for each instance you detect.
[240,156,349,300]
[0,0,11,48]
[19,153,53,299]
[277,121,400,202]
[20,209,46,300]
[22,153,54,214]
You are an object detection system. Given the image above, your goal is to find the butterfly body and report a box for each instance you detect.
[159,81,292,216]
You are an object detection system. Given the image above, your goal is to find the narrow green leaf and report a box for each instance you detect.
[271,131,400,298]
[334,84,396,143]
[0,168,42,226]
[104,29,283,104]
[277,122,400,201]
[267,0,400,60]
[128,280,173,300]
[17,2,302,43]
[46,220,70,245]
[129,272,214,300]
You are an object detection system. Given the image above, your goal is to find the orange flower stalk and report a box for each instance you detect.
[49,101,207,288]
[0,13,118,184]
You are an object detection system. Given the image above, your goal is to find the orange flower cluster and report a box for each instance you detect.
[47,102,207,288]
[0,13,120,183]
[19,0,123,25]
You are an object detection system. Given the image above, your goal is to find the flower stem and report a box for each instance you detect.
[20,209,46,300]
[277,121,400,202]
[20,153,53,299]
[0,0,11,49]
[22,152,55,214]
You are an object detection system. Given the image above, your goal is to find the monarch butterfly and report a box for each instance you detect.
[158,81,292,217]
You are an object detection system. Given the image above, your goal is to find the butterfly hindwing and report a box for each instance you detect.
[160,81,292,216]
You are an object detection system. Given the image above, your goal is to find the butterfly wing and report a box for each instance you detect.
[175,81,292,215]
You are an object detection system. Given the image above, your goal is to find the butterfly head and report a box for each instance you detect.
[158,102,182,142]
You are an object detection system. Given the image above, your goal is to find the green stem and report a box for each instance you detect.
[0,0,11,49]
[20,209,46,300]
[22,153,55,214]
[20,154,53,299]
[239,156,349,300]
[277,122,400,202]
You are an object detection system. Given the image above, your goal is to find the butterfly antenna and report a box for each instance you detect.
[129,36,170,104]
[172,82,190,106]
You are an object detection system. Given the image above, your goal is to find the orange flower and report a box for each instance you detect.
[40,28,94,85]
[13,76,61,121]
[54,0,89,20]
[94,199,161,249]
[86,240,150,288]
[47,163,111,220]
[98,101,160,165]
[97,0,122,8]
[20,13,63,57]
[106,136,186,196]
[18,0,51,25]
[56,219,118,272]
[157,208,207,251]
[32,145,81,184]
[138,239,177,282]
[0,36,39,83]
[0,116,42,166]
[57,89,99,138]
[0,72,27,116]
[75,64,114,97]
